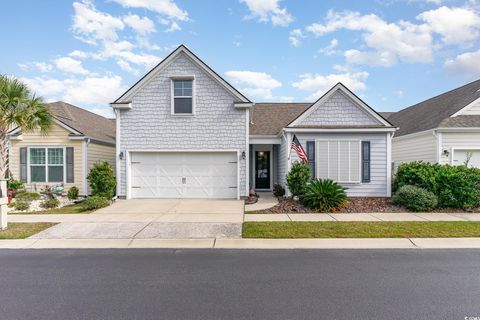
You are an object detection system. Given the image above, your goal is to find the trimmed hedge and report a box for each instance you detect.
[392,185,438,212]
[81,196,110,211]
[393,162,480,209]
[286,162,311,197]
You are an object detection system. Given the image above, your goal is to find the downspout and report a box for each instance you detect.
[83,138,90,195]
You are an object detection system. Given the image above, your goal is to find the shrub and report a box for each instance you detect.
[13,201,30,211]
[301,179,348,212]
[67,186,79,200]
[87,162,116,199]
[40,197,60,209]
[436,165,480,209]
[7,178,24,191]
[286,162,312,197]
[81,196,110,211]
[273,183,285,197]
[392,185,438,212]
[15,192,40,201]
[393,161,439,192]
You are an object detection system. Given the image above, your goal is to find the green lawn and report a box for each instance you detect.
[9,203,92,215]
[243,221,480,238]
[0,223,57,239]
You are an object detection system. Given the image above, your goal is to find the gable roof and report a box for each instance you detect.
[250,103,312,135]
[112,44,251,104]
[379,112,395,119]
[288,83,394,128]
[388,79,480,137]
[48,101,115,144]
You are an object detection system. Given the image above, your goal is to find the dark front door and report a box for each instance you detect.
[255,151,270,189]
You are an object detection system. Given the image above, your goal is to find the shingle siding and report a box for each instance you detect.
[118,52,248,197]
[296,91,380,127]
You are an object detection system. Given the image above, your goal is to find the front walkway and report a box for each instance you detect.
[245,212,480,222]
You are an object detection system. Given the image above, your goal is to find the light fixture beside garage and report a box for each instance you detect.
[442,149,450,157]
[119,151,124,160]
[241,151,246,160]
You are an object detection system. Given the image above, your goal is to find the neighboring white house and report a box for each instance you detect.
[111,45,396,200]
[388,80,480,169]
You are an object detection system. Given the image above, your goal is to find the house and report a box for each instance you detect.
[8,101,116,195]
[389,80,480,169]
[112,45,396,200]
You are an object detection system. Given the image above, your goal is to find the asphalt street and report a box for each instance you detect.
[0,249,479,320]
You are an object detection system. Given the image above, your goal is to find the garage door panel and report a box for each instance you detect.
[453,150,480,168]
[130,152,238,199]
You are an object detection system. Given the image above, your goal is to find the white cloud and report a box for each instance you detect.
[344,49,397,67]
[165,21,181,32]
[241,0,293,26]
[112,0,188,20]
[72,0,125,44]
[394,90,404,98]
[306,10,433,65]
[417,6,480,46]
[445,49,480,78]
[117,60,140,76]
[292,71,369,100]
[225,70,282,99]
[89,107,115,118]
[289,29,305,47]
[54,57,89,75]
[69,50,89,58]
[123,14,156,35]
[22,75,126,107]
[319,38,340,56]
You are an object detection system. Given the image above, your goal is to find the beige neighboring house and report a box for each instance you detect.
[387,79,480,169]
[7,101,116,195]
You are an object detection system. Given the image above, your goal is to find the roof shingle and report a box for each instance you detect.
[250,103,311,135]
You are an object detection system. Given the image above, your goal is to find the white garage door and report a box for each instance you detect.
[130,152,238,199]
[452,149,480,168]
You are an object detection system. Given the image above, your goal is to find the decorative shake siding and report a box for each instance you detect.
[298,91,380,126]
[392,131,436,168]
[9,122,84,194]
[118,52,248,197]
[440,132,480,165]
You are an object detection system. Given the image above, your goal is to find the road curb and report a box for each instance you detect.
[2,237,480,249]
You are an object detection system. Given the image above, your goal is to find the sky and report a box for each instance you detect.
[1,0,480,118]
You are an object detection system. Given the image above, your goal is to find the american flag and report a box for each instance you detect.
[291,135,308,163]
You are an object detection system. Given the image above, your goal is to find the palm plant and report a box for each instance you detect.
[301,179,348,212]
[0,75,52,178]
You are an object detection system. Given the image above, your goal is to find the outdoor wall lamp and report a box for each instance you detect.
[241,151,246,160]
[443,149,450,157]
[119,151,124,160]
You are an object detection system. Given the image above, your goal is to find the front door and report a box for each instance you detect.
[255,151,270,189]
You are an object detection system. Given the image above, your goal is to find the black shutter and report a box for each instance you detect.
[20,147,27,182]
[362,141,370,183]
[66,147,74,183]
[306,141,315,178]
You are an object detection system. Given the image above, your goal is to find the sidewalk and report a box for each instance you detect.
[2,237,480,249]
[245,212,480,222]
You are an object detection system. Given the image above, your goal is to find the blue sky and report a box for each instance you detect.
[1,0,480,117]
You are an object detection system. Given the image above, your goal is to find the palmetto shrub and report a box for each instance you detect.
[392,185,438,212]
[301,179,348,212]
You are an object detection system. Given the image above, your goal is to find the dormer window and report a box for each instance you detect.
[172,78,194,115]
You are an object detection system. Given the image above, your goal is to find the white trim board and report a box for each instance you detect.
[288,83,393,128]
[451,97,480,117]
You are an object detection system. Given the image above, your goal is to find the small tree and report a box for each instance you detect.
[87,162,116,199]
[286,162,312,197]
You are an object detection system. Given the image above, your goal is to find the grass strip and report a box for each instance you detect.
[0,223,57,239]
[243,221,480,238]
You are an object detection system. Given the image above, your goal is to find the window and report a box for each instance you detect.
[172,79,193,114]
[316,140,360,183]
[29,147,64,183]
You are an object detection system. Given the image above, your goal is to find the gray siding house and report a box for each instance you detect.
[112,45,396,199]
[388,80,480,169]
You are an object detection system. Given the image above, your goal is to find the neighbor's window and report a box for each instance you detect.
[316,140,360,183]
[29,147,64,183]
[173,79,193,114]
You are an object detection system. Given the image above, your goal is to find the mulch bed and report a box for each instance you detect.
[253,197,480,214]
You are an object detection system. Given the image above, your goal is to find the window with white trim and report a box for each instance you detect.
[29,147,64,183]
[316,140,360,183]
[172,79,193,114]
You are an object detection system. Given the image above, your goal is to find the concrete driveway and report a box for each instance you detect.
[95,199,244,215]
[26,199,245,240]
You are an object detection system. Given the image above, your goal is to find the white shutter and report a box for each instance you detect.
[315,140,361,183]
